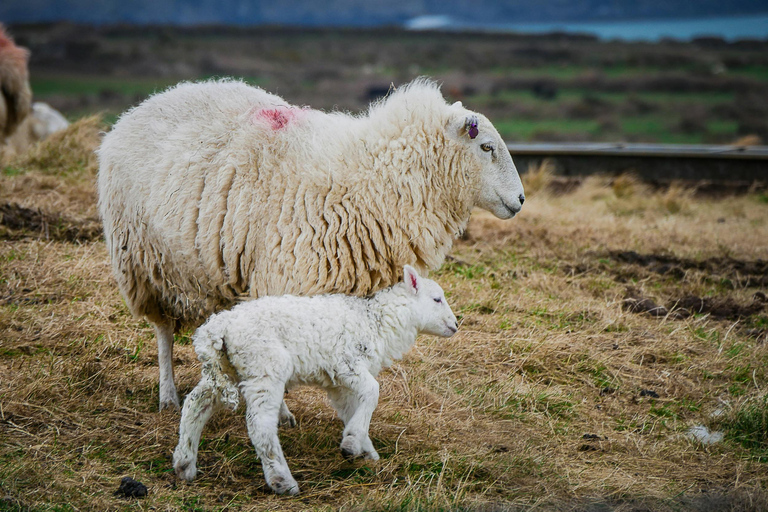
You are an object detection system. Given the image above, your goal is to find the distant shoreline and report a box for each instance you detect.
[411,13,768,42]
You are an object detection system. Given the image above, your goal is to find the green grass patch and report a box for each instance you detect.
[31,76,178,98]
[494,118,602,141]
[720,395,768,461]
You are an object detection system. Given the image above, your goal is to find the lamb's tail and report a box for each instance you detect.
[192,324,240,411]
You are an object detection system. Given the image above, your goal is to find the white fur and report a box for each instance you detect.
[172,266,457,495]
[98,77,522,410]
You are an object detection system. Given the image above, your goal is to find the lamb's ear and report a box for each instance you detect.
[451,100,463,108]
[403,265,420,295]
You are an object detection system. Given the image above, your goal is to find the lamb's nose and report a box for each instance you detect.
[519,193,525,205]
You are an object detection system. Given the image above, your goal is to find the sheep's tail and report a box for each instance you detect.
[192,324,240,411]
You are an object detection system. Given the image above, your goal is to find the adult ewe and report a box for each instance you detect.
[98,78,524,410]
[0,25,32,145]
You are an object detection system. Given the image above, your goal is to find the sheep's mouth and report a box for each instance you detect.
[499,196,520,218]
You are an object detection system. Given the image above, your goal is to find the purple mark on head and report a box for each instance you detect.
[466,115,479,139]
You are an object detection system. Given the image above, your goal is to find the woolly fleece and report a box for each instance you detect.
[98,78,523,325]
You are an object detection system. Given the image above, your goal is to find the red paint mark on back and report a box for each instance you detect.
[255,107,295,130]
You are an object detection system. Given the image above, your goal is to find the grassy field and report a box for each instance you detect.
[1,116,768,510]
[11,25,768,145]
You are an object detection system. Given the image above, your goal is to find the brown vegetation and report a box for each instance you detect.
[1,118,768,510]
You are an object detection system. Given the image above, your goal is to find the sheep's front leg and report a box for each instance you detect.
[173,378,223,481]
[329,371,380,461]
[154,320,180,411]
[240,378,299,495]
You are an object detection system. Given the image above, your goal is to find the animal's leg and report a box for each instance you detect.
[329,371,380,461]
[279,399,296,428]
[240,377,299,495]
[172,377,223,481]
[154,319,179,411]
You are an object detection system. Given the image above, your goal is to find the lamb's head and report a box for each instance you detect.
[402,265,458,338]
[446,102,525,219]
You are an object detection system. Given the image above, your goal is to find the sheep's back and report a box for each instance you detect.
[98,81,287,322]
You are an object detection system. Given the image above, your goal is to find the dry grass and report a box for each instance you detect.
[2,129,768,511]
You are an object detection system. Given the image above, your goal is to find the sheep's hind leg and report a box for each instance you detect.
[279,399,296,428]
[173,377,223,481]
[328,371,380,461]
[241,377,299,495]
[155,319,180,411]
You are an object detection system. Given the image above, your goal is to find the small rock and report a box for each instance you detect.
[639,389,660,398]
[687,425,724,445]
[600,387,616,396]
[115,476,148,498]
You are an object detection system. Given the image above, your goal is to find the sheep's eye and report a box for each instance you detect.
[433,297,442,304]
[480,143,493,153]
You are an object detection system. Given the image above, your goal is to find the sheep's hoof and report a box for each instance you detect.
[159,394,181,412]
[279,411,297,428]
[174,460,197,482]
[268,475,299,495]
[364,450,380,461]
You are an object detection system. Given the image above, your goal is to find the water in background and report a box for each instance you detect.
[411,14,768,42]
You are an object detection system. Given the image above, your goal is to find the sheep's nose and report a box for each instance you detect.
[519,193,525,205]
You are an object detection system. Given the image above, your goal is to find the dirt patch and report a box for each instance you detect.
[623,286,767,321]
[0,203,102,243]
[611,250,768,288]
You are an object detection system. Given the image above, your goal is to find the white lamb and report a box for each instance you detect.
[98,77,524,410]
[172,265,457,495]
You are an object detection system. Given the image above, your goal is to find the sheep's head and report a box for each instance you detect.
[402,265,458,338]
[447,102,525,219]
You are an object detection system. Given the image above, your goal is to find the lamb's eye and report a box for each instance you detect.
[433,297,442,304]
[480,143,493,153]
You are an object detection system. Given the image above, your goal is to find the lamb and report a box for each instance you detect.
[172,265,458,495]
[0,25,32,145]
[97,77,524,411]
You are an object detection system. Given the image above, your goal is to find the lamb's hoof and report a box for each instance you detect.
[268,475,299,495]
[364,450,380,461]
[340,435,363,460]
[173,459,197,482]
[279,411,297,428]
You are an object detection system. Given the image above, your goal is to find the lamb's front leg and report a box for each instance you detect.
[240,378,299,495]
[173,378,223,481]
[329,371,380,461]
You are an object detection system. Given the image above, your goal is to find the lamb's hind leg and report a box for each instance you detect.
[173,377,223,481]
[240,377,299,495]
[154,319,180,411]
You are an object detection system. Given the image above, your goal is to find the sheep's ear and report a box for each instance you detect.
[448,113,479,140]
[451,100,463,108]
[403,265,420,295]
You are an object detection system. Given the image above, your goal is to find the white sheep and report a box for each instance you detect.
[98,77,524,410]
[172,265,457,495]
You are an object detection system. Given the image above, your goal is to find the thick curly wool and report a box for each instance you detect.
[0,25,32,142]
[100,79,477,324]
[173,266,457,495]
[98,77,524,410]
